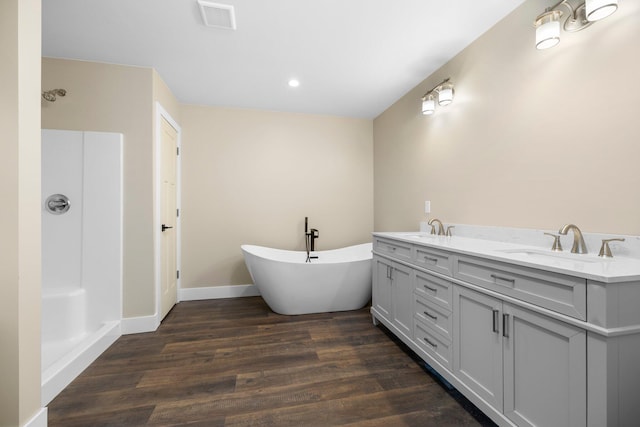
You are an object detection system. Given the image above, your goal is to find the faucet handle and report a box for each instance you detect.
[446,226,455,237]
[544,233,563,252]
[598,238,625,258]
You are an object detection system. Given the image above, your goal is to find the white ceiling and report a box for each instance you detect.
[42,0,526,119]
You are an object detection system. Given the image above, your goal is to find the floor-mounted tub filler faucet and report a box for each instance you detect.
[428,218,445,236]
[558,223,588,254]
[305,217,319,262]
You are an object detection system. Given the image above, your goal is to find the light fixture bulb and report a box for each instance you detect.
[422,95,435,115]
[586,0,618,21]
[288,79,300,88]
[534,10,562,50]
[437,82,454,106]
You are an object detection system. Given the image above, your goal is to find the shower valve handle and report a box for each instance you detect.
[161,224,173,232]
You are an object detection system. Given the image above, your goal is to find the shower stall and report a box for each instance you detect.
[41,129,123,405]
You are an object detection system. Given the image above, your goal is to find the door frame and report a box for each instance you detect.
[154,102,182,324]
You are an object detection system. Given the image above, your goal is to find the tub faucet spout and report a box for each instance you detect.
[305,217,319,262]
[558,223,588,254]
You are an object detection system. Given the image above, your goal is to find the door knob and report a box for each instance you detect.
[161,224,173,232]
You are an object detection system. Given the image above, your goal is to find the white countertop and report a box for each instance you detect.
[373,231,640,283]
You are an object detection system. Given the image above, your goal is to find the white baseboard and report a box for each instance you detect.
[23,408,47,427]
[179,284,260,301]
[121,314,159,335]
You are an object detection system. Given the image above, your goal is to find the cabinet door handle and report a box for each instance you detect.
[386,266,391,279]
[492,310,499,333]
[491,274,515,284]
[423,284,438,293]
[423,311,438,321]
[503,314,510,338]
[423,337,438,348]
[423,256,438,263]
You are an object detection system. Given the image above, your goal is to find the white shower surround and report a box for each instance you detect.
[41,129,123,406]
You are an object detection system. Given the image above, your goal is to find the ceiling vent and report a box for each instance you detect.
[197,0,236,30]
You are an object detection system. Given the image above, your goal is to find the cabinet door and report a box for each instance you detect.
[453,286,503,411]
[391,262,413,338]
[503,304,586,427]
[372,256,392,322]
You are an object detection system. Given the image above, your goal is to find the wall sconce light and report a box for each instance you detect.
[421,78,454,116]
[421,93,436,115]
[534,0,618,50]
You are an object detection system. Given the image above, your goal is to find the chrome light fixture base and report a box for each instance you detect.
[562,3,592,32]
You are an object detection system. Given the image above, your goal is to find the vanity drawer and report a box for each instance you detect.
[413,245,453,276]
[454,255,586,320]
[374,238,412,261]
[414,318,452,371]
[414,270,453,311]
[414,293,452,341]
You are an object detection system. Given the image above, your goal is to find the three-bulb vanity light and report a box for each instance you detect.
[534,0,618,50]
[421,78,454,116]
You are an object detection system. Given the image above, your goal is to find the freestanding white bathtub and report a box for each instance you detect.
[241,243,373,315]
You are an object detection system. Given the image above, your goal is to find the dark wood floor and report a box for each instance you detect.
[48,297,494,426]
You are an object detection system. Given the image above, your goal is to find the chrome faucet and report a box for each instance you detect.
[558,224,588,254]
[428,218,445,236]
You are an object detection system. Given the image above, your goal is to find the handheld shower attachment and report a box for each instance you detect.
[42,88,67,102]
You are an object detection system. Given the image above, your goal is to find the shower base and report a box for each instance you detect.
[41,320,120,406]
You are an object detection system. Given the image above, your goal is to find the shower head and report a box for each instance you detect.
[42,88,67,102]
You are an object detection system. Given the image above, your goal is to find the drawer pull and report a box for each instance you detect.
[423,255,438,263]
[503,314,510,338]
[423,285,438,293]
[387,246,396,252]
[492,310,499,333]
[423,311,438,321]
[423,337,438,348]
[490,274,515,284]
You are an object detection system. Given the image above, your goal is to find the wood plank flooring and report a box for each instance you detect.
[48,297,495,426]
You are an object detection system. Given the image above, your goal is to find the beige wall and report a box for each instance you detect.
[181,105,373,287]
[42,58,157,317]
[153,69,181,123]
[374,0,640,236]
[0,0,42,425]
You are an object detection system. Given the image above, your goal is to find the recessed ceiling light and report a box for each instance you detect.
[288,79,300,88]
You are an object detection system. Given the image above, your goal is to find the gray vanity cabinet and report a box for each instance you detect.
[453,286,504,410]
[372,256,393,322]
[502,303,586,427]
[453,285,587,427]
[372,232,640,427]
[372,255,413,339]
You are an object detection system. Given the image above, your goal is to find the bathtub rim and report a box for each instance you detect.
[240,242,372,264]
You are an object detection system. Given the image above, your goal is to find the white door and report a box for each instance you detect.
[160,117,178,320]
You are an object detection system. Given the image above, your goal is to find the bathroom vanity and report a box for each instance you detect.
[371,230,640,427]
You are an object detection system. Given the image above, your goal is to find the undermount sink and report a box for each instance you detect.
[497,248,602,264]
[393,232,436,239]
